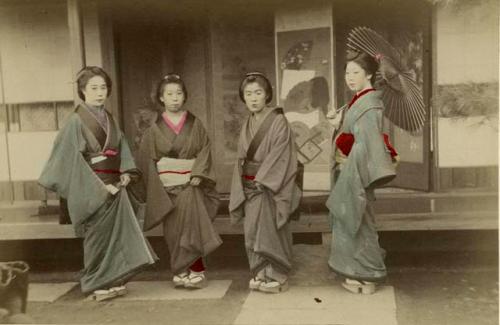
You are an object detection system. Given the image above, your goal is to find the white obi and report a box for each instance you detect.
[156,157,195,187]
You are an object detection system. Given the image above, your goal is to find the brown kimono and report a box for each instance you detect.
[135,111,221,275]
[229,107,302,280]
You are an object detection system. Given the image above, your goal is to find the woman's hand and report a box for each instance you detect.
[190,176,202,186]
[120,173,131,187]
[255,182,265,191]
[326,108,337,120]
[327,106,345,128]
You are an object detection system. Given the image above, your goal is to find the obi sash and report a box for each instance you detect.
[241,161,261,181]
[87,149,121,184]
[335,132,398,158]
[156,157,195,187]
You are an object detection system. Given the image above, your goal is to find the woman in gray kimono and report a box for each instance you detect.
[229,72,301,293]
[136,74,221,289]
[39,66,157,301]
[326,51,398,294]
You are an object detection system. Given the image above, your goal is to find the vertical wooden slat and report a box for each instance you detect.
[452,167,477,188]
[430,2,440,192]
[23,181,46,201]
[0,182,13,202]
[67,0,86,100]
[422,1,433,192]
[97,2,121,127]
[206,14,226,193]
[12,182,24,201]
[439,168,453,190]
[204,12,217,170]
[476,167,498,189]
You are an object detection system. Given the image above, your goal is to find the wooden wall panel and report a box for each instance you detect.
[209,6,276,192]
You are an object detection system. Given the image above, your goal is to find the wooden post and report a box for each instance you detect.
[96,2,122,127]
[431,3,440,192]
[67,0,86,101]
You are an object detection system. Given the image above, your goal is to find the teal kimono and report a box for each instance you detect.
[39,104,157,293]
[326,90,396,282]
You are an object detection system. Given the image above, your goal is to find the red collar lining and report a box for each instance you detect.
[348,88,376,108]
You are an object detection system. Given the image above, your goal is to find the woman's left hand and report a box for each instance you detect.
[327,106,345,128]
[190,176,202,186]
[120,173,131,187]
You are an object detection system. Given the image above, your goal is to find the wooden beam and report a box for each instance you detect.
[67,0,86,100]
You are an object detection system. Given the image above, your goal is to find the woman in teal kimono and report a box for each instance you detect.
[326,52,398,294]
[39,66,157,300]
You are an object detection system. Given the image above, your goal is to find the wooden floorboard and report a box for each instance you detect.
[0,211,497,240]
[0,191,497,240]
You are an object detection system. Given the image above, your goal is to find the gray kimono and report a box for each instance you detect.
[229,107,302,278]
[39,104,157,293]
[326,90,396,282]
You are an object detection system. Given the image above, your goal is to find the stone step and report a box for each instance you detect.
[235,285,397,325]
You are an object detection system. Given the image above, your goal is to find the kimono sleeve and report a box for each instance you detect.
[38,115,109,228]
[228,124,248,224]
[134,126,174,231]
[254,115,297,193]
[352,108,396,189]
[118,131,141,181]
[191,120,216,183]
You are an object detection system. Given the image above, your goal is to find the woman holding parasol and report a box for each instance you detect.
[326,27,424,294]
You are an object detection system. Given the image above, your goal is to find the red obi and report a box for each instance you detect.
[158,170,192,175]
[335,132,398,158]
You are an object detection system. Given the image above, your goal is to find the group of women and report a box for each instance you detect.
[39,48,397,300]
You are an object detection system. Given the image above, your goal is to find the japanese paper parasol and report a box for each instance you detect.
[347,26,426,132]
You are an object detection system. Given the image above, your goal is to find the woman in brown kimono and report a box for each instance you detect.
[229,72,301,293]
[39,66,157,301]
[136,74,221,289]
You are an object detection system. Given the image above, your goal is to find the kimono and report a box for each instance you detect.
[326,89,396,282]
[39,103,157,294]
[136,111,221,275]
[229,107,302,280]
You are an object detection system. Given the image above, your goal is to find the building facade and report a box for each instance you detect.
[0,0,497,235]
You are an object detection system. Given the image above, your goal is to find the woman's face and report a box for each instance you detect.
[243,82,267,113]
[160,83,185,112]
[82,76,108,106]
[345,61,372,92]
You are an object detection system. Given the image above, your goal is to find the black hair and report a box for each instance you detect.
[155,73,188,106]
[238,72,273,104]
[345,50,378,85]
[76,66,112,101]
